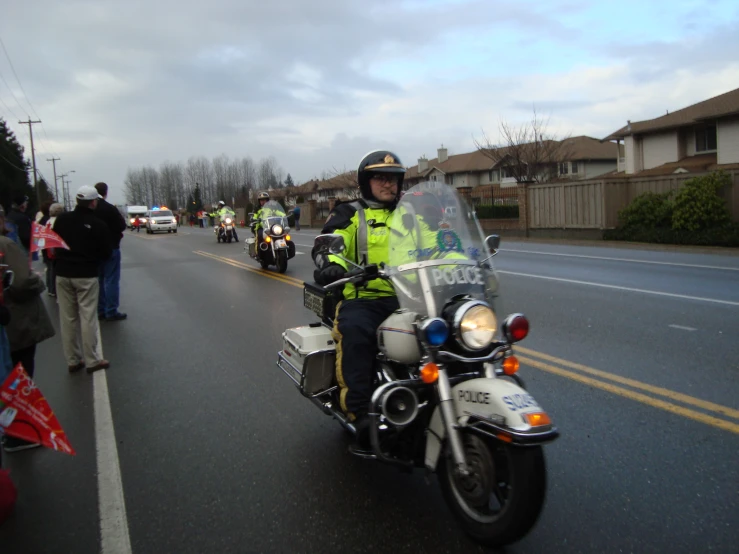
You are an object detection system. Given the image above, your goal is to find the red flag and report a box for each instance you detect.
[0,364,76,455]
[30,222,70,254]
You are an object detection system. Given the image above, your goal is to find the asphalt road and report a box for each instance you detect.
[1,225,738,554]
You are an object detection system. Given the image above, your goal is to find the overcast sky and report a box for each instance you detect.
[2,0,738,205]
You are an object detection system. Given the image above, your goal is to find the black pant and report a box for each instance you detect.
[11,344,36,379]
[335,297,399,418]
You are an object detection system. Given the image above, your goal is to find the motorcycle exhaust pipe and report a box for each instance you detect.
[380,386,419,427]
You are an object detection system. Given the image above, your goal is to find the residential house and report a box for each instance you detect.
[603,86,739,176]
[404,137,619,191]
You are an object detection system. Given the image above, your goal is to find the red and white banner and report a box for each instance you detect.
[0,364,75,455]
[30,222,70,254]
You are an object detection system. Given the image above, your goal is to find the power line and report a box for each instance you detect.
[0,92,22,121]
[0,35,59,160]
[0,36,40,120]
[0,148,27,171]
[0,68,25,117]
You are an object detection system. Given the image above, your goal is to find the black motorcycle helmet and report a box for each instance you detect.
[357,150,406,206]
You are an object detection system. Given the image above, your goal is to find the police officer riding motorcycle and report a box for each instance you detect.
[250,192,271,248]
[247,192,295,272]
[313,150,406,448]
[274,149,558,547]
[214,201,239,243]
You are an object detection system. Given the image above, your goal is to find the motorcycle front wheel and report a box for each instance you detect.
[277,250,288,273]
[438,433,546,547]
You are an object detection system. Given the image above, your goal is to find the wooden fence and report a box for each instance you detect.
[527,170,739,229]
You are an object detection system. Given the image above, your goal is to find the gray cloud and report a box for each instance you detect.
[0,0,737,205]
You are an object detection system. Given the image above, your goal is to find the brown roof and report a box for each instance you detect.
[560,135,622,160]
[406,150,496,179]
[606,153,723,178]
[604,87,739,140]
[293,172,358,194]
[405,136,617,177]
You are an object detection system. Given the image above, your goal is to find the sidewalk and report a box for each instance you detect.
[501,236,739,256]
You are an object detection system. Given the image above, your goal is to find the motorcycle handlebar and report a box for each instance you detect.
[323,265,387,290]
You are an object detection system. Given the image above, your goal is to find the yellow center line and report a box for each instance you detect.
[517,355,739,435]
[515,346,739,420]
[193,251,303,288]
[194,246,739,434]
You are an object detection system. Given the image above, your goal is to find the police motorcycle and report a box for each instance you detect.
[245,201,296,273]
[276,182,558,547]
[215,214,236,243]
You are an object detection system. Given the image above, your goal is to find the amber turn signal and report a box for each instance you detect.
[524,412,552,427]
[420,362,439,383]
[265,236,271,243]
[286,235,291,241]
[502,355,519,375]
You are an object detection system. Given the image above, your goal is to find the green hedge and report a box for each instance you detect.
[475,205,519,219]
[604,224,739,247]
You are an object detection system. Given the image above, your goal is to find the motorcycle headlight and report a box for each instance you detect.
[225,218,232,224]
[453,301,497,351]
[271,224,283,235]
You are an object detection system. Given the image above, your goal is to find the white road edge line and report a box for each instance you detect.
[669,324,698,331]
[93,371,133,554]
[497,270,739,307]
[502,248,739,271]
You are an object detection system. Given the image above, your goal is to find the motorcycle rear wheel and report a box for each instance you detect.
[438,433,546,547]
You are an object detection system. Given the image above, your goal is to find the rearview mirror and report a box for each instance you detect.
[248,213,254,220]
[314,233,345,255]
[485,235,500,253]
[402,213,416,231]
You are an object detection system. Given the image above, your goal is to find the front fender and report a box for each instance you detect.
[424,378,558,471]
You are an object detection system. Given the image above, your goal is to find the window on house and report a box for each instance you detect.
[432,175,437,181]
[501,166,514,178]
[571,161,579,174]
[559,162,569,175]
[696,124,717,152]
[488,170,493,182]
[449,174,454,185]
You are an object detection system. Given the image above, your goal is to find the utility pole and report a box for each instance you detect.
[59,170,75,210]
[47,156,60,200]
[18,119,42,206]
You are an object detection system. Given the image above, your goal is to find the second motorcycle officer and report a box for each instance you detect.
[313,150,406,448]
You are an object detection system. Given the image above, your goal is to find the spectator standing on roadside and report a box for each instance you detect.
[53,186,112,374]
[94,182,127,322]
[0,205,56,452]
[292,205,301,231]
[40,203,64,297]
[6,196,32,253]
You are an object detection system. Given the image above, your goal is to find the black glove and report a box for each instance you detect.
[315,264,346,285]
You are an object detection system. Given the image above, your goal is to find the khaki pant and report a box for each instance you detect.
[56,276,104,367]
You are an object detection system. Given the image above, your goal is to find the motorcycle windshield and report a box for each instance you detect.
[262,201,288,231]
[387,182,499,318]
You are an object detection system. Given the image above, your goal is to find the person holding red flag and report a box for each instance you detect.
[0,205,56,452]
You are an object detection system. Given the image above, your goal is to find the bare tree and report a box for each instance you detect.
[474,109,572,184]
[159,162,183,209]
[124,168,146,204]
